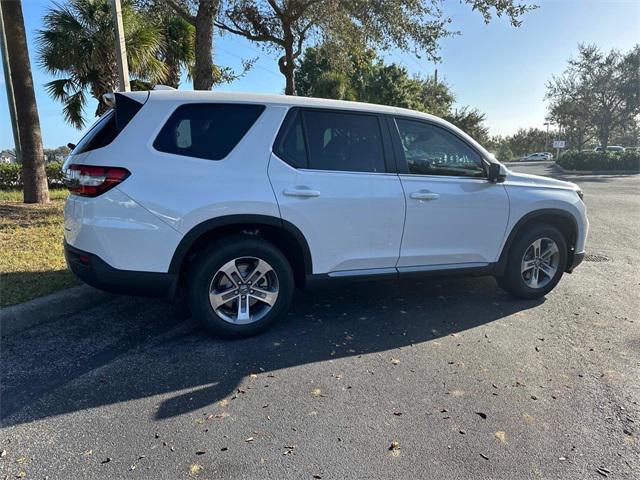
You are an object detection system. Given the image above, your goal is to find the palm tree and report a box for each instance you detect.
[0,0,49,203]
[37,0,167,129]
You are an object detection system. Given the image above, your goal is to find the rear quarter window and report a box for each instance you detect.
[153,103,265,160]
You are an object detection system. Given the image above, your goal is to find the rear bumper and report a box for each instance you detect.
[64,241,177,299]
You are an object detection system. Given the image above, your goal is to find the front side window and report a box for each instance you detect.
[301,110,386,173]
[395,118,485,177]
[154,103,265,160]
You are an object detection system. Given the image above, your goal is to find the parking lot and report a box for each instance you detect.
[1,162,638,479]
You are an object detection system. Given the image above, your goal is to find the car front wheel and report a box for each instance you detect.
[496,224,567,299]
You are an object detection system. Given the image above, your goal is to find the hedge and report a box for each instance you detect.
[557,151,640,172]
[0,161,65,189]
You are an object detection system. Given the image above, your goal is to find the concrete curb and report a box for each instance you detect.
[0,285,114,336]
[554,165,640,175]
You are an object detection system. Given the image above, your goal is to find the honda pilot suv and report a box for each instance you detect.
[63,91,588,338]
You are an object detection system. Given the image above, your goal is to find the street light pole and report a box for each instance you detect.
[111,0,130,92]
[544,122,550,151]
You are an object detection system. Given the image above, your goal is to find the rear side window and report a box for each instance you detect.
[303,110,385,173]
[275,109,386,173]
[275,111,307,168]
[154,103,265,160]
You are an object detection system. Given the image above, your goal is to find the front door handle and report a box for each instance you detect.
[410,191,440,201]
[283,188,321,198]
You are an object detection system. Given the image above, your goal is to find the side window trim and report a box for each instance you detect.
[273,106,395,174]
[391,116,488,179]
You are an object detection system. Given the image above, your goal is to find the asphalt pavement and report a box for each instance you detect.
[1,162,639,479]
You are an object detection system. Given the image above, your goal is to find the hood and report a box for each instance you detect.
[503,169,580,192]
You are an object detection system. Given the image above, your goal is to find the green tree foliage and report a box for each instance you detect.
[37,0,167,128]
[501,128,550,158]
[44,145,72,163]
[216,0,534,95]
[135,0,196,88]
[444,107,489,144]
[546,44,640,149]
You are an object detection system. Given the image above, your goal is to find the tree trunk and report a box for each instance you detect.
[193,0,219,90]
[1,0,48,203]
[279,42,296,95]
[164,60,181,89]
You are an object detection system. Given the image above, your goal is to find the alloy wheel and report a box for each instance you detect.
[208,257,279,324]
[520,237,560,289]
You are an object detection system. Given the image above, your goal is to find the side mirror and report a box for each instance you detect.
[67,143,76,151]
[487,163,506,183]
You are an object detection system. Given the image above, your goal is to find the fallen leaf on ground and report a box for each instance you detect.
[389,441,400,450]
[196,450,206,455]
[391,358,401,365]
[249,373,258,379]
[311,388,322,397]
[245,437,254,442]
[479,453,489,460]
[447,389,465,397]
[475,412,487,420]
[189,464,203,476]
[495,431,506,443]
[219,399,229,408]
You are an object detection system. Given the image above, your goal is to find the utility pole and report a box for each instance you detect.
[544,121,551,151]
[0,2,21,162]
[111,0,130,92]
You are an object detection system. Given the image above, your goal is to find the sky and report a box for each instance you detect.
[1,0,639,150]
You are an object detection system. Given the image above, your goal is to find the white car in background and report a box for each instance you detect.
[62,91,588,338]
[521,152,553,161]
[594,146,625,153]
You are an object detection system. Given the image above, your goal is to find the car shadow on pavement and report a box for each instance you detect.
[1,275,544,427]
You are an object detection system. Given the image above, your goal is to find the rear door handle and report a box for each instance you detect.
[410,192,440,201]
[283,188,321,198]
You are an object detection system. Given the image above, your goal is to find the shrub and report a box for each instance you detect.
[46,161,65,187]
[0,161,65,189]
[0,163,21,188]
[557,150,640,172]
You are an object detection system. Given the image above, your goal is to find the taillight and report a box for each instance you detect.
[64,164,130,197]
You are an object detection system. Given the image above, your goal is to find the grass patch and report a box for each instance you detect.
[0,188,78,307]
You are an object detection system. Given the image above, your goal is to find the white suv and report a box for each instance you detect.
[63,91,588,338]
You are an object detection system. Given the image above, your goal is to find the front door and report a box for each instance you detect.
[392,117,509,269]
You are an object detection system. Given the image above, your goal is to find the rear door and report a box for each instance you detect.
[390,117,509,269]
[268,108,405,275]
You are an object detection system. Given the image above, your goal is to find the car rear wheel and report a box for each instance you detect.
[187,236,294,338]
[496,224,567,299]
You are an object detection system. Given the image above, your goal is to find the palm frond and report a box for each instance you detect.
[63,90,87,129]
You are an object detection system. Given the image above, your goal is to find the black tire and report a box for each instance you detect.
[496,224,567,299]
[187,235,294,338]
